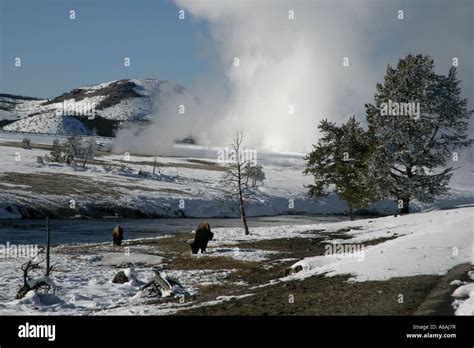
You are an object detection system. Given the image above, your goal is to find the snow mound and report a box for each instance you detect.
[452,276,474,315]
[453,295,474,315]
[452,283,474,298]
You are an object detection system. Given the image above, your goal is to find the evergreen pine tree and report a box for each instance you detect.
[366,54,472,213]
[50,139,64,163]
[304,116,376,220]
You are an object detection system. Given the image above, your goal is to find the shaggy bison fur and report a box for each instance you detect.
[112,224,124,246]
[190,222,213,254]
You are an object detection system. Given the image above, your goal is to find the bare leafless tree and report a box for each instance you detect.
[80,138,96,168]
[221,132,261,236]
[15,217,56,299]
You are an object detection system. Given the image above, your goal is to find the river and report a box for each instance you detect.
[0,215,351,246]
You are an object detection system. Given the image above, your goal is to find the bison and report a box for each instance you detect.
[112,224,124,246]
[190,222,213,254]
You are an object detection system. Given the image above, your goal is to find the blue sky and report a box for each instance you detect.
[0,0,211,98]
[0,0,472,103]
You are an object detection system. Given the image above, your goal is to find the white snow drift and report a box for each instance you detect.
[287,208,473,282]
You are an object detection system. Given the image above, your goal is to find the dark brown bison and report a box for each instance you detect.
[190,222,213,254]
[112,224,124,246]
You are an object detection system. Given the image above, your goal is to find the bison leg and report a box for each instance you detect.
[201,240,210,253]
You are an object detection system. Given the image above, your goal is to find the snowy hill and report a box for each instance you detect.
[0,79,192,134]
[0,94,44,122]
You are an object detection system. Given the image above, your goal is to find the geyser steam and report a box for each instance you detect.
[114,0,473,155]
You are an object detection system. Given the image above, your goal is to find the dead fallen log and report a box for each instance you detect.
[140,271,185,297]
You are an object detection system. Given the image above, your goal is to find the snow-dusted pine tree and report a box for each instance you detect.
[49,139,64,163]
[244,163,266,188]
[366,54,472,213]
[304,116,377,220]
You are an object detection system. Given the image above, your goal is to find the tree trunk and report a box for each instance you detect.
[153,156,157,175]
[82,159,87,168]
[237,165,250,236]
[400,198,410,214]
[239,194,250,235]
[348,203,354,221]
[400,167,412,215]
[46,217,51,277]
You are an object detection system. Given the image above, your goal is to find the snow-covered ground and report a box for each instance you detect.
[0,137,351,218]
[0,240,239,315]
[0,132,473,315]
[0,207,472,315]
[286,208,473,282]
[283,208,474,315]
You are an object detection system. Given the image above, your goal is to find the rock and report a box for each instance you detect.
[112,271,129,284]
[124,267,138,281]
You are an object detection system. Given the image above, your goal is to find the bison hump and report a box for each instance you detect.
[197,222,210,231]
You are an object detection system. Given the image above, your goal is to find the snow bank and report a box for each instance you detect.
[286,208,473,282]
[453,294,474,315]
[451,272,474,316]
[452,283,474,298]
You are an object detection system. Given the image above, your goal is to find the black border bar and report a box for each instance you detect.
[0,315,473,346]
